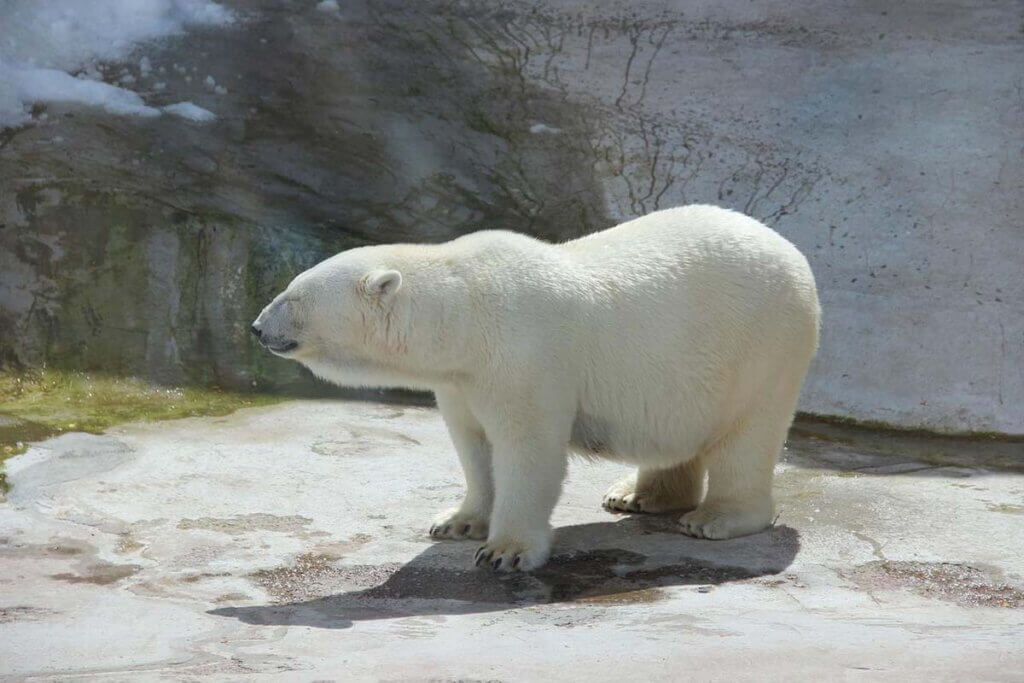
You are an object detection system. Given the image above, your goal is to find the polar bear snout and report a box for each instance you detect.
[252,298,301,356]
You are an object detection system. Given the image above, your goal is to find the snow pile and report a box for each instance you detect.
[0,0,234,128]
[162,101,215,121]
[3,68,162,119]
[529,122,562,135]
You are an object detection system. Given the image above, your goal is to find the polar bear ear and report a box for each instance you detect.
[363,269,403,298]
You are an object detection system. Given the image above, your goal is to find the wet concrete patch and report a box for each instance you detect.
[4,433,134,504]
[539,548,757,603]
[0,605,59,623]
[788,418,1024,474]
[214,530,789,628]
[310,425,421,457]
[0,538,91,558]
[851,561,1024,609]
[179,571,233,584]
[0,414,59,464]
[115,533,144,553]
[247,545,771,606]
[3,537,141,588]
[249,553,394,604]
[51,560,141,586]
[986,503,1024,515]
[575,587,667,604]
[176,513,323,536]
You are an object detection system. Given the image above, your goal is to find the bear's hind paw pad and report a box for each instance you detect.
[602,490,646,513]
[678,506,770,540]
[602,476,652,513]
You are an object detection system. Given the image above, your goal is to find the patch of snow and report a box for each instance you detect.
[214,85,227,95]
[77,64,104,82]
[317,0,340,12]
[205,75,217,89]
[529,122,562,135]
[3,67,161,120]
[162,101,215,122]
[139,57,153,76]
[0,0,234,129]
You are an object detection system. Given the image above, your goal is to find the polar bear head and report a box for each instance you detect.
[252,245,469,391]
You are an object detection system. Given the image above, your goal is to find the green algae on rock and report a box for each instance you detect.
[0,369,283,495]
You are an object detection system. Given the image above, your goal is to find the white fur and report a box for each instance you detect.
[254,205,820,571]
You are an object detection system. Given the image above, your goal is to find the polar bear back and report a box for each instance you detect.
[549,205,820,462]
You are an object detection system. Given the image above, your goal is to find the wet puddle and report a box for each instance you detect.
[850,560,1024,609]
[51,561,142,586]
[245,548,756,606]
[788,417,1024,474]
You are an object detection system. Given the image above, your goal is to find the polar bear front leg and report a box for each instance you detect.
[472,413,569,572]
[430,389,493,541]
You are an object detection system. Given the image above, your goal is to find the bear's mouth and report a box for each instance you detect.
[267,340,299,354]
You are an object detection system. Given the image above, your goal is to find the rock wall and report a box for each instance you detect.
[1,1,1021,432]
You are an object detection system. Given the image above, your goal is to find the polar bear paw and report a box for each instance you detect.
[602,476,651,513]
[473,536,550,572]
[602,474,686,514]
[678,504,771,540]
[429,507,489,540]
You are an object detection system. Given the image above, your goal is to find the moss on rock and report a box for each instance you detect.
[0,369,283,495]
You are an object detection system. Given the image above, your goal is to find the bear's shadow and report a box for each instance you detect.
[209,516,800,629]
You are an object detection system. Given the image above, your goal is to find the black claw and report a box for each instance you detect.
[492,557,502,570]
[461,524,471,535]
[512,554,521,569]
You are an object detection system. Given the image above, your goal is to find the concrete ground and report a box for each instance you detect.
[1,400,1022,681]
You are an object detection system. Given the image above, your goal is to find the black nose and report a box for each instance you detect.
[250,324,262,340]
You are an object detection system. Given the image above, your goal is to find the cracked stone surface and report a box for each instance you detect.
[1,400,1022,680]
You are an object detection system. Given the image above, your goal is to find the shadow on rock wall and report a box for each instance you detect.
[0,0,613,390]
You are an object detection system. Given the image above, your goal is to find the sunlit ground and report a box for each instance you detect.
[0,369,283,492]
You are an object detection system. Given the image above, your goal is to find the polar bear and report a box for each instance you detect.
[252,205,820,572]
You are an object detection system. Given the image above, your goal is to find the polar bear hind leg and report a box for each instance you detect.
[678,391,796,540]
[602,456,705,514]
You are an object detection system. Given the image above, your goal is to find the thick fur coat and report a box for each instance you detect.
[254,205,820,571]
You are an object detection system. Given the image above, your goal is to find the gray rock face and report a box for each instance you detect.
[1,0,610,391]
[2,1,1022,432]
